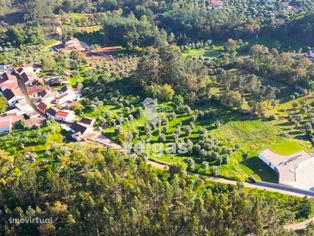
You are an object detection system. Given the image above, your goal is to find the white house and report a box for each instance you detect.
[15,65,43,86]
[70,122,93,141]
[38,89,56,104]
[55,93,77,106]
[259,149,314,191]
[2,88,24,107]
[55,110,75,123]
[15,102,39,119]
[46,108,57,119]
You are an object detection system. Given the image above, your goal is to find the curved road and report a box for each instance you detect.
[16,75,46,117]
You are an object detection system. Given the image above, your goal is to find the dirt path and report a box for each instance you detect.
[284,217,314,231]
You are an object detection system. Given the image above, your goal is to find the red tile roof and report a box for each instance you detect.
[25,117,46,127]
[37,102,48,111]
[0,114,24,129]
[0,119,11,130]
[0,81,18,90]
[56,110,69,118]
[27,86,45,95]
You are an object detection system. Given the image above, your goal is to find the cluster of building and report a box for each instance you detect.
[50,38,89,53]
[0,64,46,134]
[207,0,224,10]
[265,0,297,11]
[259,149,314,191]
[0,64,96,141]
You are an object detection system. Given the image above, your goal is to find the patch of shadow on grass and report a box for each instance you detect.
[241,157,278,183]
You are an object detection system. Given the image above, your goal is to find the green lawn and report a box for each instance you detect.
[182,45,224,58]
[77,25,102,33]
[0,122,66,157]
[65,13,90,19]
[212,120,313,181]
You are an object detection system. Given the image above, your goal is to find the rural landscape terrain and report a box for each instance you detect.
[2,0,314,235]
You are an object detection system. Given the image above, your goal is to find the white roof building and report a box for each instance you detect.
[259,149,314,191]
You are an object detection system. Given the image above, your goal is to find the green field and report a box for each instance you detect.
[77,25,103,33]
[82,86,314,182]
[182,45,224,59]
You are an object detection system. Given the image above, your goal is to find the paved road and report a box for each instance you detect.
[16,75,45,117]
[86,133,313,198]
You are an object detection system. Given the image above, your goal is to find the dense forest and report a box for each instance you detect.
[2,0,314,47]
[0,147,312,235]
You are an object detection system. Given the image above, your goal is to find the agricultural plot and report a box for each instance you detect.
[80,80,314,182]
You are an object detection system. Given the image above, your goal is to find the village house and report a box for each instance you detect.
[44,75,68,86]
[2,88,24,107]
[208,0,224,10]
[0,113,24,135]
[50,41,64,52]
[54,86,81,106]
[70,117,95,141]
[26,86,46,100]
[64,38,88,52]
[46,107,57,119]
[0,65,13,75]
[37,89,56,104]
[0,117,12,135]
[37,101,48,113]
[259,149,314,191]
[55,110,75,123]
[0,73,18,91]
[24,116,46,128]
[279,2,294,11]
[46,107,75,123]
[80,117,96,127]
[15,102,40,119]
[15,64,43,86]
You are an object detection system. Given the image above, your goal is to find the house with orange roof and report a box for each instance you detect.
[46,108,75,123]
[0,73,18,91]
[0,113,24,135]
[24,117,46,128]
[55,110,75,123]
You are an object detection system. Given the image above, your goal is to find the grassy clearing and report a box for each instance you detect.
[65,13,90,19]
[212,120,313,181]
[0,122,66,157]
[182,45,224,58]
[77,25,102,33]
[45,39,60,48]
